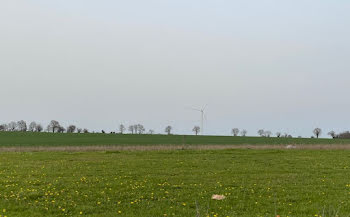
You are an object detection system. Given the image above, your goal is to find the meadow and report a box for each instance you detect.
[1,149,350,217]
[0,132,348,147]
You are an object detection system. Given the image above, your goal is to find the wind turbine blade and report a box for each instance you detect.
[185,107,201,112]
[202,104,208,111]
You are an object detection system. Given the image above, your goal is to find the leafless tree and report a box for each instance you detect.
[276,132,281,138]
[119,124,126,134]
[0,124,7,131]
[28,122,37,132]
[47,120,61,133]
[77,128,82,133]
[328,131,336,139]
[57,126,65,133]
[137,124,145,134]
[265,131,272,137]
[17,120,27,132]
[128,125,134,134]
[83,128,89,133]
[313,128,322,138]
[8,121,17,131]
[337,131,350,139]
[134,124,139,133]
[67,125,76,133]
[257,129,265,137]
[193,126,200,135]
[240,129,247,137]
[232,128,239,136]
[148,129,154,135]
[35,124,43,132]
[165,126,172,135]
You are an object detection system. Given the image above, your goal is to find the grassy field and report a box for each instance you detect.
[0,132,348,146]
[1,149,350,216]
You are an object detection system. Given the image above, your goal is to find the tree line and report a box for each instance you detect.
[0,120,203,136]
[230,127,348,139]
[0,121,349,138]
[0,120,89,133]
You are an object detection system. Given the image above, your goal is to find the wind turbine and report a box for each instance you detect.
[188,105,207,135]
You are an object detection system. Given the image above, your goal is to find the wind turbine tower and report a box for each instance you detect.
[189,105,207,135]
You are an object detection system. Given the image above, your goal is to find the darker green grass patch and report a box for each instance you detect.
[0,131,349,147]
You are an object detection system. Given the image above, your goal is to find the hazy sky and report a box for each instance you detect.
[1,0,349,137]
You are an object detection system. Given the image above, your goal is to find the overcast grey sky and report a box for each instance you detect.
[1,0,349,137]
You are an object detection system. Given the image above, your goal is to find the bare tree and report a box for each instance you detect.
[313,128,322,138]
[328,131,336,139]
[119,124,126,134]
[128,125,134,134]
[193,126,200,135]
[83,128,89,133]
[35,124,43,132]
[28,122,37,132]
[137,124,145,134]
[265,131,272,137]
[77,128,82,133]
[240,129,247,137]
[257,129,265,137]
[276,132,281,138]
[148,129,154,135]
[67,125,76,133]
[16,120,27,132]
[47,120,61,133]
[8,121,17,131]
[337,131,350,139]
[57,126,65,133]
[18,121,26,131]
[165,126,172,135]
[232,128,239,136]
[0,124,7,131]
[134,125,139,134]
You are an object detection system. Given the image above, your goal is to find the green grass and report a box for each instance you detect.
[0,132,348,146]
[1,149,350,216]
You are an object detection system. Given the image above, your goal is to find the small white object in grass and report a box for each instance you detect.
[286,145,296,149]
[211,194,226,200]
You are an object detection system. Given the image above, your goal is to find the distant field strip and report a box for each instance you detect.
[1,144,350,152]
[0,132,349,147]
